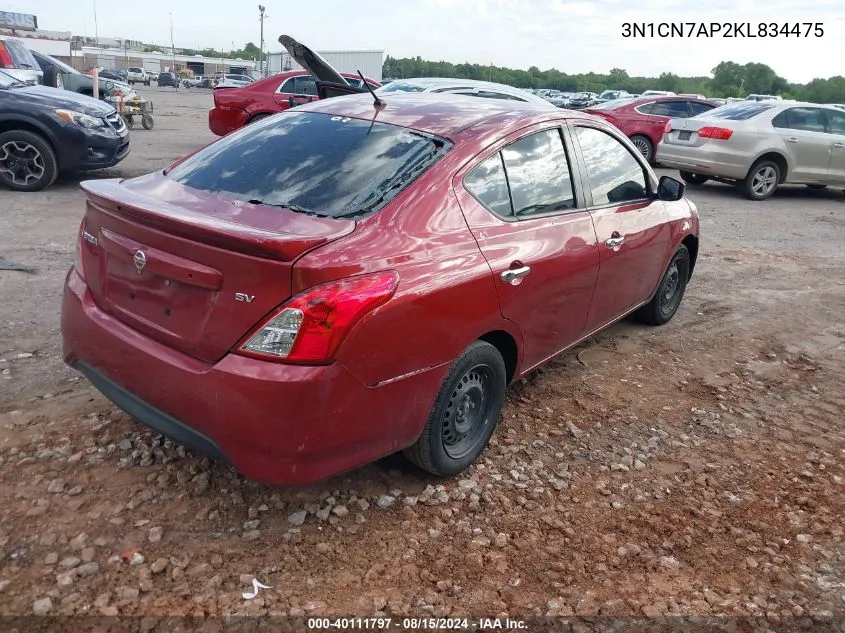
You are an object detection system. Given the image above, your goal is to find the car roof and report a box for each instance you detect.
[382,77,548,100]
[295,92,584,139]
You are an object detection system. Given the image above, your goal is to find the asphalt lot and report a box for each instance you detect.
[0,85,843,622]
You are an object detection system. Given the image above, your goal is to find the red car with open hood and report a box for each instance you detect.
[62,42,699,486]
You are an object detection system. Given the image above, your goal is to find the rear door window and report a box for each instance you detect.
[689,101,716,116]
[501,129,576,216]
[295,75,317,95]
[649,100,691,117]
[167,111,451,219]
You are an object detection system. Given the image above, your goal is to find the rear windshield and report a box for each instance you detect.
[377,82,426,93]
[167,111,451,219]
[1,39,38,69]
[700,102,774,120]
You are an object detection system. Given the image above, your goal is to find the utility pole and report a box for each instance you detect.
[258,5,266,77]
[92,0,99,46]
[169,12,177,89]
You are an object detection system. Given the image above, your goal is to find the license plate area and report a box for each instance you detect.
[104,255,212,338]
[678,131,692,140]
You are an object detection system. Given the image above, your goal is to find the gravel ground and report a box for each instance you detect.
[0,86,843,629]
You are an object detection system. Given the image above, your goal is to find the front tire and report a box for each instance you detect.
[743,159,780,201]
[636,245,691,326]
[0,130,59,192]
[404,341,507,477]
[679,171,710,186]
[630,135,654,163]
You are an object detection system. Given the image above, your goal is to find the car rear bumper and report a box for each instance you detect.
[208,107,247,136]
[61,269,445,485]
[656,143,750,180]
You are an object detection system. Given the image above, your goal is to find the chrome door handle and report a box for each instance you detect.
[500,266,531,283]
[786,137,798,143]
[605,236,625,249]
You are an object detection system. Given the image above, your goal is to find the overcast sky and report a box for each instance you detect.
[15,0,845,83]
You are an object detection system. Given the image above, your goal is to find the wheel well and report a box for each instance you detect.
[479,330,518,384]
[751,152,788,183]
[681,234,698,279]
[0,121,57,162]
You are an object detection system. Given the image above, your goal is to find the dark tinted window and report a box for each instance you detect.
[295,76,317,95]
[464,154,512,217]
[825,109,845,134]
[649,100,690,117]
[772,107,826,132]
[501,129,576,217]
[574,127,648,206]
[279,77,297,93]
[633,102,654,114]
[704,102,774,120]
[168,112,450,218]
[689,101,716,116]
[476,91,526,101]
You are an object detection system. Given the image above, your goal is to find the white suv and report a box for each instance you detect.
[127,67,150,85]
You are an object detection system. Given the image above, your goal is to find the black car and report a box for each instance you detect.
[0,70,130,192]
[157,72,177,87]
[99,68,128,82]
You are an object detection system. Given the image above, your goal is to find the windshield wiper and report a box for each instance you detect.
[246,199,331,218]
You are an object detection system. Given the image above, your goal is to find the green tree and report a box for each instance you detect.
[710,61,744,94]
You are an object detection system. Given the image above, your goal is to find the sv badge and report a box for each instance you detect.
[234,292,255,303]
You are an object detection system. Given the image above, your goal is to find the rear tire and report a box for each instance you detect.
[743,159,780,201]
[679,171,710,186]
[404,341,507,477]
[0,130,59,192]
[630,135,654,163]
[636,245,690,326]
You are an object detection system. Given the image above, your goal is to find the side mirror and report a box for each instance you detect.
[657,175,685,201]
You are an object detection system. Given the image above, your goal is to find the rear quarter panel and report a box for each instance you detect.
[291,150,521,389]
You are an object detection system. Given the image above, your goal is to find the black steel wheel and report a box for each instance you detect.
[141,114,154,130]
[636,244,691,325]
[0,130,58,192]
[404,341,506,476]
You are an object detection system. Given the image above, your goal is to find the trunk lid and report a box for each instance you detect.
[79,173,355,363]
[663,116,721,148]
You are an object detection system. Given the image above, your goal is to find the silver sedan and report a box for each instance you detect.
[657,101,845,200]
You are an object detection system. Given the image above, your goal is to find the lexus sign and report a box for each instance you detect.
[0,12,38,31]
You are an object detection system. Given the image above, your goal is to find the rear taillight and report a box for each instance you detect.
[73,220,86,281]
[238,271,400,363]
[698,126,733,140]
[0,43,12,68]
[664,122,672,134]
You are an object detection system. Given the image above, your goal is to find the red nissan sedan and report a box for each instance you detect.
[62,92,699,486]
[583,95,719,163]
[208,70,381,136]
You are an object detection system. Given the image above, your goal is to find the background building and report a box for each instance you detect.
[265,50,383,81]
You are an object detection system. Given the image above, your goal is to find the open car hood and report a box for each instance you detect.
[278,35,351,86]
